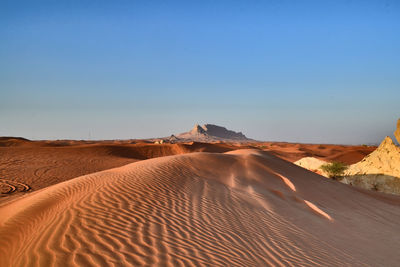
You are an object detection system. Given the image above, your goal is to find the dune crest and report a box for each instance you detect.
[1,150,400,266]
[294,157,329,177]
[0,141,243,202]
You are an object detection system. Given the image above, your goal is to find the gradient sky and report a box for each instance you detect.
[1,0,399,144]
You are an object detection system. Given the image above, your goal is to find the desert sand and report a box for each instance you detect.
[294,157,329,177]
[1,147,400,266]
[0,138,243,203]
[0,137,374,203]
[257,142,375,164]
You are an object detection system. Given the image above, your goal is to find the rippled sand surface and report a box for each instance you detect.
[1,149,399,266]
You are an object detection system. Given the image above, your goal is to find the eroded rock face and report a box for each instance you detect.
[177,124,250,142]
[345,136,400,178]
[189,124,207,136]
[342,136,400,195]
[394,119,400,144]
[201,124,247,140]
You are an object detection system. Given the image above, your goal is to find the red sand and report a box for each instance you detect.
[257,142,375,164]
[1,148,399,266]
[0,138,248,203]
[0,138,375,204]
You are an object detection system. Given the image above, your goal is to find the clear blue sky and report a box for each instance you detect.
[1,0,399,144]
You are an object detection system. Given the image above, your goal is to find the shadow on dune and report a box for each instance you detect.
[1,149,400,266]
[103,142,239,160]
[342,174,400,195]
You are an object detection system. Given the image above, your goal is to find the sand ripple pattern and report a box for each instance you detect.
[1,150,400,266]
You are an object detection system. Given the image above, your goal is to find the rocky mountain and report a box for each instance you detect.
[177,124,251,142]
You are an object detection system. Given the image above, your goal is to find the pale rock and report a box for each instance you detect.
[394,119,400,144]
[345,136,400,178]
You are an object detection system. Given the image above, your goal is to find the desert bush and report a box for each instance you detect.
[321,162,348,179]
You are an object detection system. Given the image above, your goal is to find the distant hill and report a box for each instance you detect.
[0,136,31,147]
[176,124,251,142]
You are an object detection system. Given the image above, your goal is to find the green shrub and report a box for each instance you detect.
[321,162,348,179]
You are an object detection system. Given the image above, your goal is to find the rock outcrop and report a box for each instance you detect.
[345,136,400,177]
[189,124,208,136]
[342,136,400,195]
[177,124,250,142]
[168,135,179,142]
[395,119,400,144]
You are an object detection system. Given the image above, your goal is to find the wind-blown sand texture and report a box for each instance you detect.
[0,139,242,203]
[1,149,399,266]
[1,137,373,204]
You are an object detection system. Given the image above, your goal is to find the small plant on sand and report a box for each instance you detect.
[320,162,348,180]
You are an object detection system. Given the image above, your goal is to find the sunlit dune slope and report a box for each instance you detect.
[0,140,241,202]
[1,149,399,266]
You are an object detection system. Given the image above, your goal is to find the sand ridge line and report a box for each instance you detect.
[0,149,399,266]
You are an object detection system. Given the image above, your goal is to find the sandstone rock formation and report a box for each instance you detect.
[177,124,250,142]
[168,135,179,143]
[395,118,400,144]
[345,136,400,177]
[342,136,400,194]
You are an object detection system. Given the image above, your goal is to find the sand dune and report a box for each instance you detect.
[294,157,329,177]
[0,140,242,203]
[0,137,374,204]
[258,142,375,164]
[1,149,399,266]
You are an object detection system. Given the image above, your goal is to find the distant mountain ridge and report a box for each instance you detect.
[176,124,251,142]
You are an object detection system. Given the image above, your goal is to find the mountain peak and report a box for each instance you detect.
[190,124,207,135]
[378,136,396,151]
[177,124,250,142]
